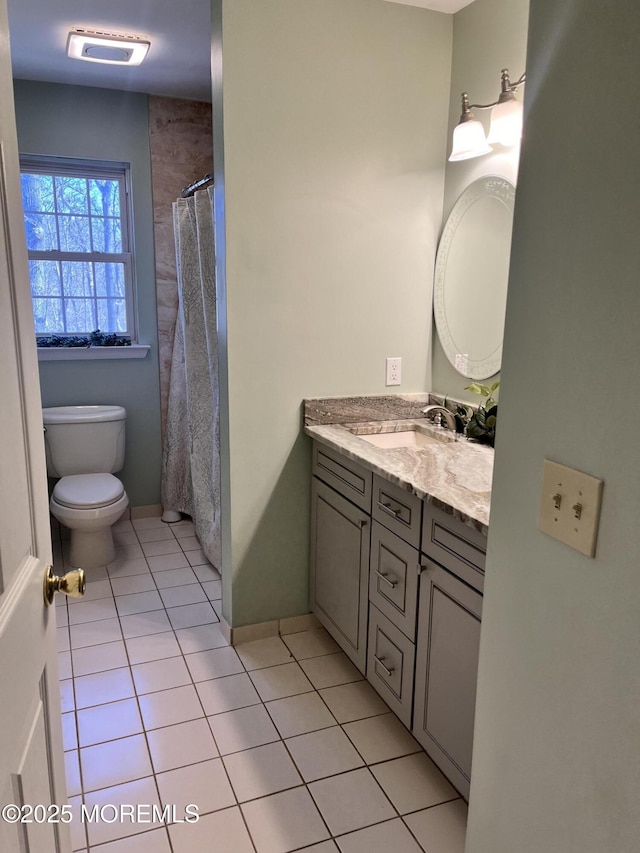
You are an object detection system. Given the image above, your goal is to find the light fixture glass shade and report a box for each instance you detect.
[449,120,493,162]
[487,97,523,147]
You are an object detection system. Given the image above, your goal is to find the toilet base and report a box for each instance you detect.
[50,487,128,570]
[69,527,115,569]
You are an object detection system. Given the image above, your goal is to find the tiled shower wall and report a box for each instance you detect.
[149,96,213,435]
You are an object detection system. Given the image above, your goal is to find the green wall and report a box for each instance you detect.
[467,1,640,849]
[13,81,162,507]
[213,0,452,627]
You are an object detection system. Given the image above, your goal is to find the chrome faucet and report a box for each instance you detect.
[421,405,457,431]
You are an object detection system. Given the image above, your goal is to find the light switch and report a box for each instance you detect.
[538,459,603,557]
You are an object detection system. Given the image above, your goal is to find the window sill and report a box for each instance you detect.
[37,345,150,362]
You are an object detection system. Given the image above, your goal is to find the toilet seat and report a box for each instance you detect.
[52,473,125,510]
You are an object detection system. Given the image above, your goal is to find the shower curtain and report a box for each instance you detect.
[161,187,221,569]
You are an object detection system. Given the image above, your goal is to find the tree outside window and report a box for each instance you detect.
[20,157,135,339]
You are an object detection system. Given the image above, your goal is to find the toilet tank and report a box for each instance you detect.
[42,406,126,477]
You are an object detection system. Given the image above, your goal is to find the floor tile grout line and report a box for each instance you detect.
[255,644,436,848]
[224,639,395,846]
[238,779,334,850]
[71,675,413,773]
[68,598,222,631]
[79,534,182,851]
[261,682,340,742]
[134,588,369,837]
[54,525,91,853]
[402,814,429,853]
[86,822,172,851]
[69,616,386,736]
[71,648,447,850]
[70,676,448,818]
[402,795,462,817]
[127,520,247,850]
[61,522,463,853]
[330,813,423,849]
[155,610,261,853]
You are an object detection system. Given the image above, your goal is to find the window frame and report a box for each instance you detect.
[19,155,138,342]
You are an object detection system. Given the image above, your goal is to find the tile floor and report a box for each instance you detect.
[54,516,468,853]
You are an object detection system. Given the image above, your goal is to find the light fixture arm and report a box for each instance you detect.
[463,70,526,112]
[505,70,527,90]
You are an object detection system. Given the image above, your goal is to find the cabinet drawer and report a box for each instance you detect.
[369,521,418,641]
[421,503,486,593]
[367,605,415,728]
[372,475,422,548]
[312,442,372,512]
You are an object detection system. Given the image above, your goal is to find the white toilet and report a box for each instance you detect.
[43,405,129,569]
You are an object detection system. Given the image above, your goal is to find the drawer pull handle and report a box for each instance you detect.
[378,501,400,519]
[374,656,395,677]
[375,569,397,589]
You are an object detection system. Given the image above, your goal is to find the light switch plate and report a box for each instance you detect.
[538,460,603,557]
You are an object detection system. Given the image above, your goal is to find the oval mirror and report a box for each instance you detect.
[434,175,515,380]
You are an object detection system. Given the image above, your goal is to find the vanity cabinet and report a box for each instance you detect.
[309,439,487,800]
[310,445,372,673]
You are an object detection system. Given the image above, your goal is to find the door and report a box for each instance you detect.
[0,0,71,849]
[310,478,370,674]
[413,559,483,801]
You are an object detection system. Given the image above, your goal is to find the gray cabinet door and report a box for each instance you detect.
[310,477,370,674]
[413,559,482,800]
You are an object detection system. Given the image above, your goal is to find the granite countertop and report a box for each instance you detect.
[303,395,493,534]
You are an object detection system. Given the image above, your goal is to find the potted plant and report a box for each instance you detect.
[455,381,499,447]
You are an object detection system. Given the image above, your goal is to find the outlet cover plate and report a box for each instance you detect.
[538,459,603,557]
[385,357,401,386]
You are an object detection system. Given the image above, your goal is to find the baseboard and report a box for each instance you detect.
[130,504,163,520]
[225,612,321,646]
[279,613,320,635]
[218,615,232,645]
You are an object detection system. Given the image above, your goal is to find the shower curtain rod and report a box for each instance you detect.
[181,173,214,198]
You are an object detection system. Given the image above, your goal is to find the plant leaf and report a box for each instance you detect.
[464,383,485,396]
[466,421,482,438]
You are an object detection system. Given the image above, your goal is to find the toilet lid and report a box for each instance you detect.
[53,473,125,509]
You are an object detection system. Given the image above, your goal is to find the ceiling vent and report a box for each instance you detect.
[66,28,151,66]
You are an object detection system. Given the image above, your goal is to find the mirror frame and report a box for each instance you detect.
[434,175,515,380]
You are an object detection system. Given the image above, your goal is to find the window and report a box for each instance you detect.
[19,157,135,339]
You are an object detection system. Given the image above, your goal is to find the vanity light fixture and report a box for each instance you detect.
[449,69,526,162]
[66,28,151,66]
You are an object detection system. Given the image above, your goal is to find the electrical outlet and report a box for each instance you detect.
[385,357,401,386]
[538,459,604,557]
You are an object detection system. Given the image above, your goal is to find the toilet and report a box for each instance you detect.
[42,405,129,569]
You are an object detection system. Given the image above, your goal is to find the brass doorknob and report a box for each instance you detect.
[43,565,86,606]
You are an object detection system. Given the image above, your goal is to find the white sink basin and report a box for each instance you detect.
[358,430,442,449]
